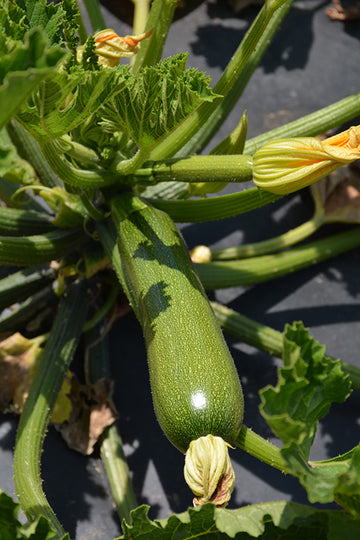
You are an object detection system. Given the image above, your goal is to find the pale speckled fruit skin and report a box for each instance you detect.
[113,194,244,453]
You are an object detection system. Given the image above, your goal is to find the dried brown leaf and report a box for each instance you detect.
[57,378,118,455]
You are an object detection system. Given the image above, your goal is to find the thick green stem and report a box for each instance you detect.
[100,426,138,523]
[148,187,280,223]
[131,0,178,72]
[211,301,360,391]
[235,425,289,473]
[211,214,324,260]
[84,323,137,523]
[57,137,102,167]
[244,91,360,156]
[41,142,118,189]
[196,227,360,289]
[0,229,86,266]
[0,206,55,236]
[211,301,283,357]
[150,0,294,160]
[131,0,151,36]
[82,0,106,32]
[7,120,62,188]
[13,282,91,537]
[135,155,253,185]
[110,147,151,177]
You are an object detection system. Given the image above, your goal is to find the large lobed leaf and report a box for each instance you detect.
[15,67,130,141]
[259,322,360,515]
[0,25,66,130]
[101,53,219,150]
[117,501,360,539]
[259,321,351,458]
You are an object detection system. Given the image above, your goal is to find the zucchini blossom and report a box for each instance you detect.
[184,434,235,507]
[81,29,153,68]
[253,125,360,195]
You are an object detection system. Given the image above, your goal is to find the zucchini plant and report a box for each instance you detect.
[1,0,360,538]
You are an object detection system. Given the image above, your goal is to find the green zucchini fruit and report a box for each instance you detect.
[111,193,244,453]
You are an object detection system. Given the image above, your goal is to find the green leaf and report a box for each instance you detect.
[15,67,129,141]
[0,27,66,129]
[334,446,360,518]
[0,1,28,42]
[15,0,64,44]
[101,53,218,150]
[117,501,360,539]
[0,489,69,539]
[259,321,351,458]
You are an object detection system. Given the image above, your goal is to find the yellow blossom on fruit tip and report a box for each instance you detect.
[78,28,153,68]
[184,434,235,507]
[253,125,360,195]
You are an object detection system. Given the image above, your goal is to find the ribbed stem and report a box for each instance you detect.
[211,301,283,357]
[131,0,178,72]
[82,0,106,32]
[132,0,151,35]
[0,206,55,236]
[0,229,86,266]
[211,214,324,260]
[244,91,360,156]
[212,301,360,391]
[136,155,253,184]
[148,187,280,223]
[7,120,62,188]
[13,282,91,537]
[0,265,55,311]
[41,142,118,189]
[235,426,289,473]
[196,227,360,289]
[84,324,137,523]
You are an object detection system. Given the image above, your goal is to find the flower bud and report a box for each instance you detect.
[190,245,212,263]
[78,28,153,68]
[184,434,235,507]
[253,125,360,195]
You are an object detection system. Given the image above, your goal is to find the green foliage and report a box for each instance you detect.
[0,490,69,539]
[117,501,360,539]
[259,322,351,458]
[0,26,66,129]
[101,53,218,150]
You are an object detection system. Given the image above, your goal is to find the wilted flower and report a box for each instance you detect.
[78,28,153,68]
[253,125,360,195]
[184,434,235,507]
[310,163,360,223]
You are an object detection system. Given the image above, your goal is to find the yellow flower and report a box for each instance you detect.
[184,434,235,507]
[78,28,153,68]
[253,125,360,195]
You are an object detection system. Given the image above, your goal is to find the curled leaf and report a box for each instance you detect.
[56,378,118,455]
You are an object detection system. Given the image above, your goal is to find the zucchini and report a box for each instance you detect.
[110,193,244,453]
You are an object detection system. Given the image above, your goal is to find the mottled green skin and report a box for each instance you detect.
[113,194,244,453]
